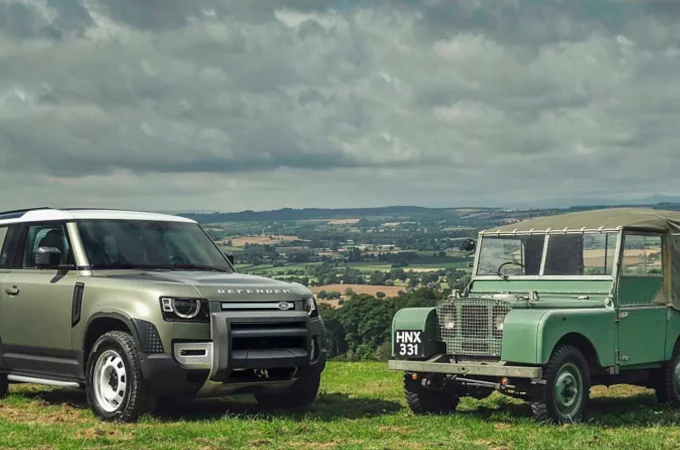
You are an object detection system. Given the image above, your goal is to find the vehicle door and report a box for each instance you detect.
[616,232,668,366]
[0,221,80,377]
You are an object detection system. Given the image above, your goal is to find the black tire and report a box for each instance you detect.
[404,373,459,415]
[531,345,590,424]
[656,342,680,406]
[85,331,155,423]
[0,374,8,399]
[255,369,321,411]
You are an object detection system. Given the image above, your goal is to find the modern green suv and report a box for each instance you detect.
[0,207,326,422]
[389,208,680,424]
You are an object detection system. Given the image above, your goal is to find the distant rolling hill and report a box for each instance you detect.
[178,206,498,223]
[177,202,680,224]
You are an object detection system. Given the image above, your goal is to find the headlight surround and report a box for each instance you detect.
[160,297,208,322]
[303,296,318,318]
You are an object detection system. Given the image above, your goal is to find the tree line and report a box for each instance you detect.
[318,287,453,361]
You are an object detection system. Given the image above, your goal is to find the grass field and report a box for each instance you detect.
[0,362,678,449]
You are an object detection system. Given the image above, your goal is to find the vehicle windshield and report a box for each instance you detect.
[477,235,544,276]
[544,232,617,276]
[77,219,233,272]
[477,232,618,277]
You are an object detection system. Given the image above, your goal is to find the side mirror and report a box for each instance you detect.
[35,247,62,269]
[461,238,476,252]
[223,251,235,266]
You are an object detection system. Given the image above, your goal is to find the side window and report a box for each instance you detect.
[21,224,73,268]
[0,228,7,256]
[0,226,18,268]
[622,234,663,276]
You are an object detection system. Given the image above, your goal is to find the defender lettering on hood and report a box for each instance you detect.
[218,289,291,295]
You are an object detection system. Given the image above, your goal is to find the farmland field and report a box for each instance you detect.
[229,235,300,247]
[1,362,679,449]
[311,284,404,297]
[328,218,360,225]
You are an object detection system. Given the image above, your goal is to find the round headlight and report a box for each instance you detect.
[172,298,202,319]
[494,315,505,331]
[441,314,455,331]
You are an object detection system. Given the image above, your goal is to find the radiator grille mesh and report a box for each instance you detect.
[436,298,512,358]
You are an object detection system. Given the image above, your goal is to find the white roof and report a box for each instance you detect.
[0,209,196,225]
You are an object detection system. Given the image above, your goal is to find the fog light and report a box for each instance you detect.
[501,377,509,386]
[412,373,419,381]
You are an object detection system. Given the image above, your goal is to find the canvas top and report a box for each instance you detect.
[483,208,680,234]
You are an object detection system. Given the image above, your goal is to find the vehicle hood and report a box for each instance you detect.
[95,270,312,302]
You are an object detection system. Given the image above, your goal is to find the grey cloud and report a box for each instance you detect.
[1,0,680,210]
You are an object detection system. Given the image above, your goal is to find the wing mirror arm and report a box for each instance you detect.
[223,251,235,266]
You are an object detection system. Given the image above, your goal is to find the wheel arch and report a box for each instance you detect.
[81,313,141,376]
[549,332,601,371]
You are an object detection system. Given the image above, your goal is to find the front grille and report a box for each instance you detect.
[436,297,512,358]
[230,321,308,352]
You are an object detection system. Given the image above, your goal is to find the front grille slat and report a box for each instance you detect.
[437,298,512,358]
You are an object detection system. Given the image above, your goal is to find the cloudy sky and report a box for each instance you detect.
[1,0,680,212]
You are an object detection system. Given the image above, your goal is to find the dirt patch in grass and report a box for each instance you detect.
[0,402,86,425]
[73,426,135,441]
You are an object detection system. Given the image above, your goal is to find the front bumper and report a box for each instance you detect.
[388,358,543,379]
[209,311,321,381]
[141,310,326,398]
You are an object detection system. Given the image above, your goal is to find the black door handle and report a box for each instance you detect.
[4,287,19,296]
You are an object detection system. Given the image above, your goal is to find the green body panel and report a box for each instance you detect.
[617,305,667,365]
[537,308,616,366]
[72,275,203,354]
[0,269,79,350]
[472,280,613,296]
[498,309,546,364]
[665,308,680,360]
[501,307,616,366]
[390,307,440,359]
[1,266,313,360]
[617,276,664,305]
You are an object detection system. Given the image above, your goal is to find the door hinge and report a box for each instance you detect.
[615,351,630,364]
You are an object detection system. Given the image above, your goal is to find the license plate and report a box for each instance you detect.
[394,330,423,357]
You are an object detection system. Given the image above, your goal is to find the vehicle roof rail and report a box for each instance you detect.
[0,207,52,217]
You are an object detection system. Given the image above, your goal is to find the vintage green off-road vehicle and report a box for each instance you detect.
[389,208,680,423]
[0,207,325,422]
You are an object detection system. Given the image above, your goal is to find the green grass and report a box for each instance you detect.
[1,362,680,449]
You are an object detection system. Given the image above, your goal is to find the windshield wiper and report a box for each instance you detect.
[171,264,229,272]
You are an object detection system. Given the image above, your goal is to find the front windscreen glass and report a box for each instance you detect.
[77,219,232,271]
[544,232,617,276]
[477,235,545,276]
